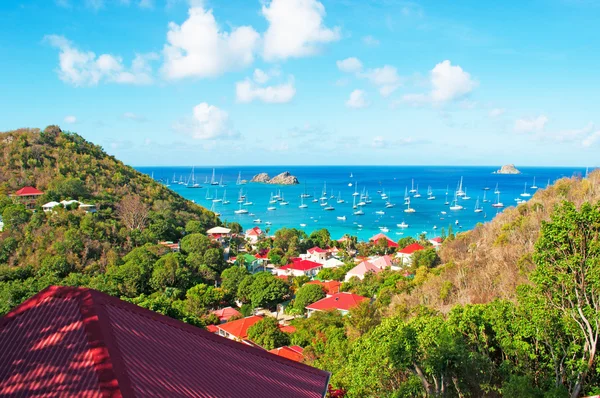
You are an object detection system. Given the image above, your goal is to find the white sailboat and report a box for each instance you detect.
[352,183,359,196]
[397,221,409,228]
[444,192,450,205]
[234,203,248,214]
[299,196,308,209]
[404,198,416,213]
[324,204,335,211]
[205,189,213,201]
[337,192,345,204]
[409,179,417,193]
[474,197,483,213]
[492,192,504,208]
[337,215,346,221]
[375,210,385,215]
[520,182,531,197]
[210,168,219,185]
[482,190,489,203]
[427,186,435,200]
[413,185,421,198]
[456,177,465,197]
[449,192,463,210]
[212,189,222,202]
[320,182,328,200]
[279,194,289,205]
[494,183,500,195]
[385,193,395,208]
[531,177,538,189]
[462,187,471,200]
[187,166,202,188]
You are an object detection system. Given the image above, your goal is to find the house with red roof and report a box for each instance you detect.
[244,226,264,243]
[211,307,242,323]
[216,315,263,343]
[345,260,383,281]
[306,280,342,297]
[276,259,323,277]
[0,286,329,397]
[370,254,397,270]
[306,292,368,317]
[396,242,426,266]
[369,233,399,248]
[269,346,305,362]
[303,246,330,264]
[11,186,44,209]
[429,237,443,248]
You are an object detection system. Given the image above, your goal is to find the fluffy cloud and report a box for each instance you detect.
[553,122,600,147]
[346,89,368,108]
[582,130,600,148]
[162,7,260,79]
[489,108,506,117]
[430,60,477,102]
[45,35,157,86]
[361,65,401,96]
[262,0,340,61]
[174,103,239,140]
[64,115,77,124]
[236,78,296,103]
[336,57,363,73]
[402,60,477,105]
[514,115,548,133]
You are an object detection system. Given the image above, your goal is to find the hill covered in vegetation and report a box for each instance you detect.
[0,126,221,315]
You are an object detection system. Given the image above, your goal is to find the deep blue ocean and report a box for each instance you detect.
[137,166,588,241]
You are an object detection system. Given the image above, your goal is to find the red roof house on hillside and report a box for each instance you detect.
[269,346,305,362]
[306,280,342,296]
[396,242,426,265]
[0,286,330,397]
[216,315,263,342]
[277,259,323,277]
[245,226,264,243]
[306,292,368,316]
[210,307,242,323]
[12,186,44,209]
[369,233,399,248]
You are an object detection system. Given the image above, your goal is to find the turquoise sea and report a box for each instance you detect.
[137,166,589,241]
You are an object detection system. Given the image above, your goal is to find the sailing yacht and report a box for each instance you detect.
[449,192,463,210]
[279,194,289,205]
[413,185,422,198]
[219,175,225,187]
[312,189,319,203]
[212,189,222,202]
[444,192,450,205]
[269,193,277,204]
[520,182,531,197]
[205,189,213,201]
[404,198,416,213]
[531,177,538,189]
[492,192,504,208]
[210,202,220,217]
[409,179,417,193]
[474,197,483,213]
[385,193,395,208]
[337,216,346,221]
[404,187,409,203]
[210,168,219,185]
[352,196,358,209]
[397,221,409,228]
[186,166,202,188]
[324,204,335,211]
[375,210,385,215]
[221,190,230,205]
[298,196,308,208]
[494,183,500,194]
[456,177,465,197]
[337,192,345,204]
[427,186,435,200]
[243,194,253,206]
[482,190,489,203]
[462,188,471,200]
[234,203,248,214]
[352,183,360,197]
[320,182,328,200]
[353,206,364,215]
[300,183,311,198]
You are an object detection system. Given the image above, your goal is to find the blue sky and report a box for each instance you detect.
[1,0,599,166]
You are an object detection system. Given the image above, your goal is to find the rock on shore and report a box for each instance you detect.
[250,171,299,185]
[494,164,521,174]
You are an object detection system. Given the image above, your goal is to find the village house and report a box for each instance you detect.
[158,241,180,252]
[216,315,263,345]
[301,246,330,264]
[269,346,305,362]
[369,233,399,248]
[305,280,342,297]
[369,254,400,271]
[396,242,426,266]
[306,292,368,317]
[210,307,242,323]
[323,257,345,268]
[235,253,267,273]
[42,200,97,213]
[345,260,383,281]
[276,259,323,277]
[244,226,264,243]
[429,237,443,248]
[0,286,329,397]
[206,226,232,242]
[12,186,43,209]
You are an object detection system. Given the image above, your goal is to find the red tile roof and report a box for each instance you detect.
[14,186,43,196]
[430,237,443,243]
[217,315,263,340]
[211,307,242,322]
[369,233,399,247]
[305,292,368,312]
[245,226,263,236]
[398,243,425,255]
[0,286,329,397]
[280,260,323,271]
[306,280,342,296]
[279,325,297,333]
[269,346,305,362]
[206,324,219,333]
[307,247,328,254]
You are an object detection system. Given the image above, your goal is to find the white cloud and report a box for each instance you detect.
[360,65,401,96]
[262,0,340,61]
[45,35,157,86]
[430,60,477,102]
[514,115,548,133]
[175,103,239,140]
[362,35,380,46]
[236,78,296,104]
[139,0,153,8]
[162,6,260,79]
[252,68,281,84]
[64,115,77,124]
[489,108,505,117]
[346,89,368,108]
[336,57,363,73]
[582,130,600,148]
[402,60,477,105]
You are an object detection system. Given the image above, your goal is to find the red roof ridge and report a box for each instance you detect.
[0,286,330,396]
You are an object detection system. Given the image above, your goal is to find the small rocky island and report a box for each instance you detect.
[494,164,521,174]
[250,171,299,185]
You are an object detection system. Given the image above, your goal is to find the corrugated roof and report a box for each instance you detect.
[0,286,330,398]
[305,292,368,312]
[398,243,425,255]
[269,346,304,362]
[216,315,263,340]
[280,260,323,271]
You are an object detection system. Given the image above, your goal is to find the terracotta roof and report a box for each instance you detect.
[206,324,219,333]
[14,186,43,196]
[0,286,329,397]
[279,325,297,333]
[216,315,263,340]
[211,307,242,322]
[269,346,304,362]
[347,261,382,277]
[307,247,328,254]
[306,280,342,295]
[398,243,425,255]
[280,260,323,271]
[430,237,443,243]
[245,227,263,236]
[369,233,399,248]
[306,292,368,312]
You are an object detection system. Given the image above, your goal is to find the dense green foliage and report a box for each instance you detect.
[247,316,291,350]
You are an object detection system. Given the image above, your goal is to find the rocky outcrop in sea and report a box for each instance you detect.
[493,164,521,174]
[250,171,299,185]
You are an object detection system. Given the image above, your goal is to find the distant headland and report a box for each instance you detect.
[493,164,521,174]
[250,171,299,185]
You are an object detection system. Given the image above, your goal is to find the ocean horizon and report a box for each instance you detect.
[137,165,590,241]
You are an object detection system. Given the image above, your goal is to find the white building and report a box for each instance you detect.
[244,227,264,244]
[301,247,330,264]
[275,260,323,278]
